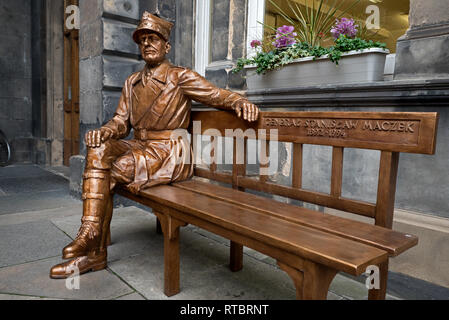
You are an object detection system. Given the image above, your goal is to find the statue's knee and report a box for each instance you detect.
[86,140,114,164]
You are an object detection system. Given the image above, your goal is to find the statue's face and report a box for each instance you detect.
[138,31,171,66]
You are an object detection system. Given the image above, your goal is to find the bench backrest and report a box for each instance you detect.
[189,111,439,229]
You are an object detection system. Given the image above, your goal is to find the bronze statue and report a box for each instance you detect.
[50,12,259,278]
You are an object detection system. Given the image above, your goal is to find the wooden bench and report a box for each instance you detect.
[117,110,439,300]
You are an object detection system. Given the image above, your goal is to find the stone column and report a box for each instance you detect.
[394,0,449,80]
[205,0,247,90]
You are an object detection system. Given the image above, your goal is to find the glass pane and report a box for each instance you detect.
[264,0,410,53]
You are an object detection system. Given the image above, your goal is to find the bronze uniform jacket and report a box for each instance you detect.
[102,59,247,191]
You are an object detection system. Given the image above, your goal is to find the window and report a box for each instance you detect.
[247,0,266,57]
[263,0,409,53]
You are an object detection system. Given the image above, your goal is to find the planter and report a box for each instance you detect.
[245,48,390,90]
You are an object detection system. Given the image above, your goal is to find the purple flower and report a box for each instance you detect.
[250,39,262,48]
[331,18,358,40]
[273,25,297,48]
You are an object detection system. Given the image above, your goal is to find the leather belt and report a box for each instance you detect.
[134,129,187,141]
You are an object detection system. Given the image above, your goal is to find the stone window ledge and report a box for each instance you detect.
[244,78,449,108]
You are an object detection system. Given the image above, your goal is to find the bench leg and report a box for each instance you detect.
[368,260,389,300]
[278,260,337,300]
[154,212,187,297]
[230,241,243,272]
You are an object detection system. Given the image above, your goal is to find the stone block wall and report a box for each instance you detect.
[205,0,247,91]
[0,0,33,162]
[395,0,449,80]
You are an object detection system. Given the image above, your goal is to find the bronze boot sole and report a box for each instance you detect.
[50,254,107,279]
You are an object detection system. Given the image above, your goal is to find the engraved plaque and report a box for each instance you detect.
[262,117,420,146]
[191,111,438,155]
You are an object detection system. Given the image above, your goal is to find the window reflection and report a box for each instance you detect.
[264,0,409,53]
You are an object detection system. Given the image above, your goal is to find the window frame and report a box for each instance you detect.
[195,0,212,76]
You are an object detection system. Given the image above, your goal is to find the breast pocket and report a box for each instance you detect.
[150,81,178,119]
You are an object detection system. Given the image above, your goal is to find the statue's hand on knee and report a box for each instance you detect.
[85,127,114,148]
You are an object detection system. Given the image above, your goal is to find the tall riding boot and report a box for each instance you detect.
[62,169,111,259]
[49,169,111,279]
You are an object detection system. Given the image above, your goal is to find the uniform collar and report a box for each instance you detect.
[140,60,170,86]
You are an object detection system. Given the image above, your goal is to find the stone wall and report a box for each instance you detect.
[395,0,449,80]
[0,0,56,164]
[0,0,33,162]
[205,0,248,91]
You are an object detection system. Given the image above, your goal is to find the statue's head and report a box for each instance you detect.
[133,12,173,66]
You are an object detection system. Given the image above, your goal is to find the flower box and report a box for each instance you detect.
[244,48,390,91]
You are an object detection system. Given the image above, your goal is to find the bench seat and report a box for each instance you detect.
[174,179,418,257]
[117,178,416,298]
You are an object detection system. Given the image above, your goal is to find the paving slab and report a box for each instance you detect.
[115,292,146,300]
[0,205,81,227]
[42,166,70,180]
[0,220,73,267]
[107,217,342,300]
[0,293,62,300]
[329,273,371,300]
[0,190,80,215]
[51,206,166,263]
[186,225,278,267]
[0,256,133,300]
[0,174,68,195]
[0,165,49,179]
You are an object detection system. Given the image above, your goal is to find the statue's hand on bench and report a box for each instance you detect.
[233,100,259,122]
[85,127,114,148]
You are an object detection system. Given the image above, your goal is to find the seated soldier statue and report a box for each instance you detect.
[50,12,259,278]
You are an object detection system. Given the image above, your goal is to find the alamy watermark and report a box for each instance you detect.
[65,5,80,30]
[170,121,280,175]
[365,5,380,30]
[365,265,380,290]
[65,265,80,290]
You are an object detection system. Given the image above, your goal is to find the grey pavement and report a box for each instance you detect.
[0,164,448,300]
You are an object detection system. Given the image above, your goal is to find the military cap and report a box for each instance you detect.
[133,11,173,43]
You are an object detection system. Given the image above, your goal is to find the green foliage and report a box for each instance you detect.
[232,36,387,75]
[333,35,386,53]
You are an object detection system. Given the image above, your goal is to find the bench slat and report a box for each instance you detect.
[331,147,344,197]
[292,143,303,188]
[194,167,377,217]
[173,179,417,256]
[137,184,387,275]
